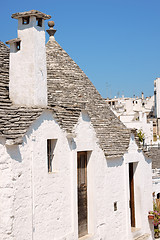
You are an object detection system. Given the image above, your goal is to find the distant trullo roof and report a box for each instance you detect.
[0,36,130,158]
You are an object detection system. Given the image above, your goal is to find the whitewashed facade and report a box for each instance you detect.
[0,10,154,240]
[0,111,154,240]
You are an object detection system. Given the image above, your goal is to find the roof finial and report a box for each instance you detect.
[46,20,56,37]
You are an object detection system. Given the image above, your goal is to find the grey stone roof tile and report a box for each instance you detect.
[143,147,160,168]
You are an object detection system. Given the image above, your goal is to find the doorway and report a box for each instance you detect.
[77,151,88,238]
[129,162,135,227]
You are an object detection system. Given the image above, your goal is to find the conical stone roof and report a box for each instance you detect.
[46,37,130,158]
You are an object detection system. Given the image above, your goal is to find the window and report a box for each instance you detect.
[16,41,21,51]
[47,139,57,172]
[36,18,42,27]
[114,202,117,211]
[22,17,30,25]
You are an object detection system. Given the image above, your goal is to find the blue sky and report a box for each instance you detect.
[1,0,160,98]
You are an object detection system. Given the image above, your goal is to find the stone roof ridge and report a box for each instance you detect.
[6,38,21,45]
[12,10,51,20]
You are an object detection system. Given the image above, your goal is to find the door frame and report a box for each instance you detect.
[129,162,135,227]
[77,151,88,238]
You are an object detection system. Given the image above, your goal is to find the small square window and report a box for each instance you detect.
[22,17,30,25]
[36,18,42,27]
[47,139,57,172]
[16,41,21,51]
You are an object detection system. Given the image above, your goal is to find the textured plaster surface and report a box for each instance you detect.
[0,112,154,240]
[124,134,154,240]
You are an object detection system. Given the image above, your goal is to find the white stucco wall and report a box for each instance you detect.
[0,111,154,240]
[124,134,154,240]
[120,112,153,145]
[0,138,15,240]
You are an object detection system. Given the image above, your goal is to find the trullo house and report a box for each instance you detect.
[0,10,154,240]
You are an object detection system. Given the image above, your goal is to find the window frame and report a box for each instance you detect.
[22,17,30,25]
[47,139,57,173]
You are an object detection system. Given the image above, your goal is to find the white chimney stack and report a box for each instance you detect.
[6,10,51,107]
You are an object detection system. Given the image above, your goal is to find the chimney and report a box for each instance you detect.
[141,92,144,100]
[6,10,51,107]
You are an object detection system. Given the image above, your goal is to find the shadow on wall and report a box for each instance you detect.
[145,157,152,165]
[5,111,60,162]
[25,110,59,140]
[106,157,123,168]
[6,145,22,163]
[81,111,91,122]
[67,138,77,151]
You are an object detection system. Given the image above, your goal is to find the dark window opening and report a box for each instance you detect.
[157,193,160,199]
[37,18,42,27]
[114,202,117,211]
[16,41,21,51]
[22,17,30,25]
[47,139,57,172]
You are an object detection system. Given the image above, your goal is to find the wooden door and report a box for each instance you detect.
[129,163,135,227]
[77,151,88,238]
